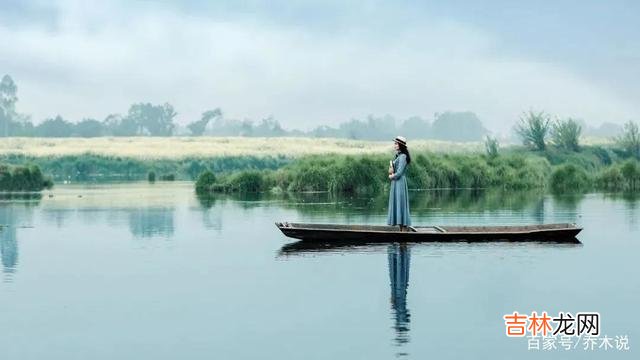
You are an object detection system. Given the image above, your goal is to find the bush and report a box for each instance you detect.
[484,136,499,159]
[617,121,640,159]
[550,164,590,192]
[551,118,582,151]
[0,163,53,191]
[515,110,551,151]
[597,166,624,190]
[620,159,640,189]
[147,171,156,182]
[195,170,216,194]
[227,171,266,192]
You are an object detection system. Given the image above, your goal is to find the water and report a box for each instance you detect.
[0,182,638,359]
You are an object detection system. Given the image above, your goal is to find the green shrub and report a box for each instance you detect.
[620,159,640,189]
[550,164,590,192]
[0,163,53,191]
[551,118,582,151]
[195,170,216,194]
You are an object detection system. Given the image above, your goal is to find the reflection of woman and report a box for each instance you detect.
[387,136,411,231]
[388,243,411,345]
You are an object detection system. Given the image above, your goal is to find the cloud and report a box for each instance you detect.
[0,0,637,133]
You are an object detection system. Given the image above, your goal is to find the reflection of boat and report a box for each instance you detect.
[276,222,582,242]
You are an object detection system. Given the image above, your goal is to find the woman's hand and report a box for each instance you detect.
[388,174,394,180]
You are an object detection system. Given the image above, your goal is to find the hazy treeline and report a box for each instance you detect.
[0,74,625,142]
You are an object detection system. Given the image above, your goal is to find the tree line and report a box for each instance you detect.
[0,74,490,141]
[0,74,634,142]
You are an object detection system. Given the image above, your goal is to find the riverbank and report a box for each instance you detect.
[1,137,637,192]
[196,146,640,194]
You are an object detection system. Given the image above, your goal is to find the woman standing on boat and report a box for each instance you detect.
[388,136,411,231]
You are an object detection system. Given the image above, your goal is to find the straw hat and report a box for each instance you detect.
[394,136,407,146]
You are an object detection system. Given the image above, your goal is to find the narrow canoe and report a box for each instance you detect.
[275,222,582,243]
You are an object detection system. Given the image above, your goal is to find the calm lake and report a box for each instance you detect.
[0,182,637,359]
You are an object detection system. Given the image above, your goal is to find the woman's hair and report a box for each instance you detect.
[397,143,411,165]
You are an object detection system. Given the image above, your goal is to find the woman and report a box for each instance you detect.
[387,136,411,231]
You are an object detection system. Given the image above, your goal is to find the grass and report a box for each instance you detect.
[0,163,53,191]
[0,136,483,159]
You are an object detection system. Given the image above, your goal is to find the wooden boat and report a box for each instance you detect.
[275,222,582,243]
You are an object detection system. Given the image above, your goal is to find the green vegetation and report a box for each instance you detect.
[484,136,499,159]
[596,159,640,191]
[196,143,640,194]
[0,153,291,181]
[550,164,590,192]
[515,111,551,151]
[617,121,640,159]
[0,163,53,191]
[551,118,582,152]
[196,152,552,194]
[147,171,156,182]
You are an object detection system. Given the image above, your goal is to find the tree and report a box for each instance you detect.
[0,75,18,137]
[399,116,431,138]
[126,102,177,136]
[103,113,138,136]
[515,110,551,151]
[551,118,582,151]
[617,121,640,159]
[254,116,286,136]
[431,112,488,141]
[34,115,74,137]
[188,108,222,136]
[75,118,105,137]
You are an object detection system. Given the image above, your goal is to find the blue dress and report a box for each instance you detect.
[387,152,411,226]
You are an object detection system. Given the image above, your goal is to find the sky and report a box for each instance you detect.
[0,0,638,133]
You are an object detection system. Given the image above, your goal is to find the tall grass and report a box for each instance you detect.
[198,152,554,194]
[0,163,53,191]
[0,153,290,181]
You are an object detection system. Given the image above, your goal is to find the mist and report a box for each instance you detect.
[1,0,638,134]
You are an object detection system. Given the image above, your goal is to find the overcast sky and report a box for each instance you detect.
[1,0,638,133]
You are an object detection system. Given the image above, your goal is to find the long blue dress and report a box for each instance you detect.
[387,152,411,226]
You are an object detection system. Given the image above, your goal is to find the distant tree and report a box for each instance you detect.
[103,113,138,136]
[254,116,286,136]
[0,75,19,136]
[35,115,74,137]
[188,108,222,136]
[126,102,177,136]
[75,118,105,137]
[586,122,623,138]
[309,124,339,138]
[617,121,640,159]
[484,136,499,159]
[515,110,551,151]
[431,112,487,141]
[239,119,253,136]
[399,116,431,138]
[551,118,582,151]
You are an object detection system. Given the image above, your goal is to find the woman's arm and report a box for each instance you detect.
[391,154,407,180]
